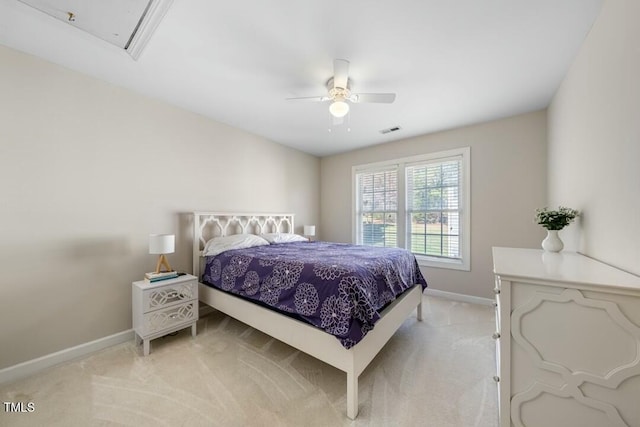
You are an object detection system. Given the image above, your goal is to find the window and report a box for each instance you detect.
[356,168,398,248]
[353,147,470,271]
[406,160,461,259]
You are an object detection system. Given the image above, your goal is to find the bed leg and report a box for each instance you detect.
[347,371,358,420]
[417,299,423,322]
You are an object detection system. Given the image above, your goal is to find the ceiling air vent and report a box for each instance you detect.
[380,126,401,135]
[18,0,173,60]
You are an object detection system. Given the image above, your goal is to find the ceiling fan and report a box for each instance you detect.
[287,59,396,122]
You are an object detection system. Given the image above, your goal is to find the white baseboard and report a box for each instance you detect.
[0,329,134,385]
[425,288,494,306]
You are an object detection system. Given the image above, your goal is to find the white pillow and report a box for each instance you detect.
[260,233,308,244]
[203,234,269,256]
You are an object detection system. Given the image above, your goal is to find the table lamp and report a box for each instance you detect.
[303,225,316,241]
[149,234,175,273]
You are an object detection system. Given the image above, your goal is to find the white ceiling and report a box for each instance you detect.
[0,0,603,157]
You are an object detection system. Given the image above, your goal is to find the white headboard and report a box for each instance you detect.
[192,212,295,279]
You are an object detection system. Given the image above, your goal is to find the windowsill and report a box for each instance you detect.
[415,255,470,271]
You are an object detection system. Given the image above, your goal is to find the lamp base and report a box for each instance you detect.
[155,254,173,274]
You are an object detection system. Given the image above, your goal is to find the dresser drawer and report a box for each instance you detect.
[493,276,501,334]
[494,294,501,334]
[142,280,197,313]
[141,301,197,336]
[494,335,501,423]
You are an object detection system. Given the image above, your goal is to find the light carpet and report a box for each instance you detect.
[0,296,497,426]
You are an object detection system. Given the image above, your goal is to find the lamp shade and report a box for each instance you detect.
[303,225,316,237]
[149,234,175,254]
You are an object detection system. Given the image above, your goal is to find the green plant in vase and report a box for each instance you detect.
[535,206,579,252]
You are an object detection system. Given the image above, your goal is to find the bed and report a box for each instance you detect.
[192,212,427,419]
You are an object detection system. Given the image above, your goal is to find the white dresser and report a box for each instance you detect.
[492,247,640,427]
[132,274,198,356]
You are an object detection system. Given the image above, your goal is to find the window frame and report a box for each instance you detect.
[352,147,470,271]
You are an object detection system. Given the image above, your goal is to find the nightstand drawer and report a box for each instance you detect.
[142,301,197,335]
[142,280,197,312]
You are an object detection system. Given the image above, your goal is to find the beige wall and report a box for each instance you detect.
[548,0,640,275]
[0,45,320,369]
[320,111,547,299]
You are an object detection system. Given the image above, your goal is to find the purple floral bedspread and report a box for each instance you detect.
[202,241,428,348]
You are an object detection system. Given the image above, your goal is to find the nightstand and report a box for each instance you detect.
[132,274,198,356]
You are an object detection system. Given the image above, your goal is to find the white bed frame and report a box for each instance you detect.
[192,212,423,419]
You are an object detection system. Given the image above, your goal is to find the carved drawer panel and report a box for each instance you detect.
[142,280,197,312]
[142,302,197,335]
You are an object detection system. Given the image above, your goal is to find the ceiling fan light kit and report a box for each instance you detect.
[287,59,396,122]
[329,100,350,118]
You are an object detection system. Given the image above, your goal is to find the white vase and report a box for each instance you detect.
[541,229,564,252]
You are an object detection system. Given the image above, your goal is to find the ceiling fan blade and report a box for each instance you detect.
[351,93,396,103]
[286,96,330,102]
[333,59,350,89]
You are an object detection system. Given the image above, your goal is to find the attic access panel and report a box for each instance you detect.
[17,0,172,59]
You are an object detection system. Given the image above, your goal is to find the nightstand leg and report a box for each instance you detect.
[143,339,150,356]
[191,323,197,337]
